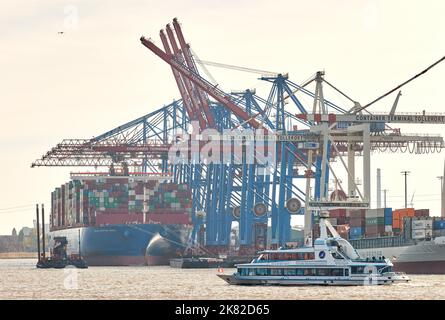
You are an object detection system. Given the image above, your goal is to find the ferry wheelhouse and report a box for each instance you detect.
[218,215,410,286]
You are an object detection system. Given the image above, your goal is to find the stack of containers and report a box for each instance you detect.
[50,178,194,229]
[348,209,365,239]
[392,208,415,234]
[433,218,445,237]
[50,190,55,228]
[61,184,66,227]
[329,209,347,225]
[411,217,433,240]
[55,187,61,227]
[364,208,385,237]
[384,208,393,234]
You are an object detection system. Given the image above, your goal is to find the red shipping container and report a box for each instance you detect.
[348,209,365,219]
[328,209,347,218]
[349,218,365,228]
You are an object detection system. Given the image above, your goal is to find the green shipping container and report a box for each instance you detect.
[366,217,385,226]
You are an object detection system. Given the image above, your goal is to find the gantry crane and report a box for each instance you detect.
[32,18,445,254]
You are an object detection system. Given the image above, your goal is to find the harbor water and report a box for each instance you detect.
[1,259,444,300]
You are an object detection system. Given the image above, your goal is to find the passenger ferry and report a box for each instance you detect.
[218,214,410,286]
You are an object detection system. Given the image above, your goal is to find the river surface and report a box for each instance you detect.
[1,259,444,300]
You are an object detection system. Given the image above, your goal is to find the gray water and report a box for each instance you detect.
[1,259,444,300]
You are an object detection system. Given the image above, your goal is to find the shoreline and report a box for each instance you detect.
[0,252,39,259]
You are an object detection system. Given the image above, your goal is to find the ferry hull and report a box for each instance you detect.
[217,274,409,286]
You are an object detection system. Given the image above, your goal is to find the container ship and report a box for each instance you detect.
[48,174,193,266]
[312,208,445,274]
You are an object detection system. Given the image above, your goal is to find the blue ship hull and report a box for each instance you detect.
[49,224,191,266]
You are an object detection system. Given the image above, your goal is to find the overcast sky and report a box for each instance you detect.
[1,0,445,234]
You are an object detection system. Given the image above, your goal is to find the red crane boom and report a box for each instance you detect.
[172,18,215,127]
[159,29,195,121]
[140,36,266,131]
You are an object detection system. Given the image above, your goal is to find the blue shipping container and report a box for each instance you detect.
[349,234,361,240]
[349,227,363,236]
[384,208,393,225]
[433,220,445,230]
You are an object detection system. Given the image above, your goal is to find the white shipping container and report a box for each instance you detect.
[129,190,136,196]
[365,209,385,218]
[385,225,393,233]
[412,219,433,230]
[412,229,426,239]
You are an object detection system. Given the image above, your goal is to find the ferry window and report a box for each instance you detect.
[290,253,298,260]
[345,269,349,276]
[238,268,247,276]
[255,268,268,276]
[284,253,292,260]
[316,269,329,276]
[296,269,305,276]
[330,269,343,276]
[308,252,315,260]
[297,253,304,260]
[303,268,314,276]
[283,269,297,276]
[351,266,365,274]
[332,252,344,260]
[248,269,255,276]
[270,269,283,276]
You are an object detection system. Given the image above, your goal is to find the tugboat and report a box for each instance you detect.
[36,236,88,269]
[218,212,410,286]
[35,204,88,269]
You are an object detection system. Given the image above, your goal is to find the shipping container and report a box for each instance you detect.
[349,218,365,228]
[412,218,433,230]
[328,209,346,218]
[348,209,365,219]
[349,227,363,237]
[433,229,445,237]
[365,217,385,226]
[414,209,430,217]
[365,225,385,234]
[433,220,445,230]
[412,229,426,239]
[365,208,385,218]
[384,208,392,225]
[393,208,415,217]
[384,225,393,233]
